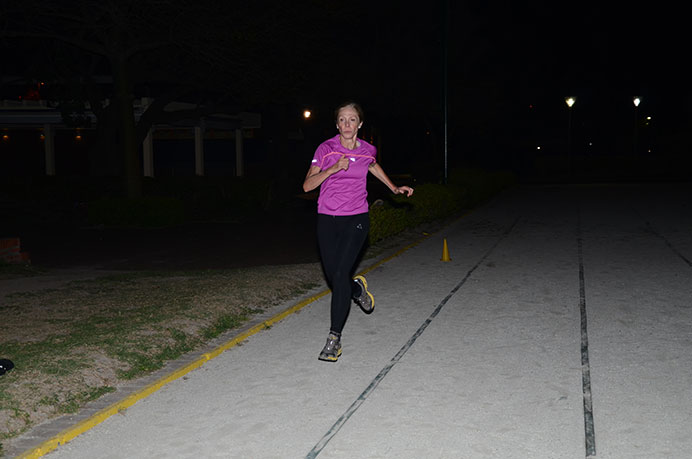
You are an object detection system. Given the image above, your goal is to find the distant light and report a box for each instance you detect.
[303,110,311,119]
[529,104,534,109]
[646,116,651,120]
[589,142,593,146]
[40,133,45,141]
[536,146,541,150]
[565,97,576,108]
[1,134,9,141]
[633,97,641,107]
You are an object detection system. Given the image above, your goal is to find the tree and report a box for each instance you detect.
[1,0,350,197]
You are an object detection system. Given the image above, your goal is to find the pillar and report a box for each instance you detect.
[43,124,55,176]
[195,125,204,176]
[143,128,154,177]
[235,128,244,177]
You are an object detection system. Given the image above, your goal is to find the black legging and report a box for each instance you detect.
[317,212,370,334]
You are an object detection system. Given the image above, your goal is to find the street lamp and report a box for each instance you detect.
[565,97,576,178]
[644,115,653,153]
[632,97,641,155]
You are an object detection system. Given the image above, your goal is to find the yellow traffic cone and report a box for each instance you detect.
[441,238,451,262]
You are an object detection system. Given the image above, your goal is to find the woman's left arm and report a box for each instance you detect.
[368,162,414,197]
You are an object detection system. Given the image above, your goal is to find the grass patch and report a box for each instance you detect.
[39,386,115,414]
[0,264,323,445]
[202,308,263,340]
[0,262,47,280]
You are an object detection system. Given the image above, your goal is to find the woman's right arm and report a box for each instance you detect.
[303,156,349,192]
[303,166,328,192]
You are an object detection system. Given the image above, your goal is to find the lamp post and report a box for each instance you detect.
[645,115,652,153]
[632,97,641,156]
[565,97,576,178]
[443,0,449,184]
[301,108,313,165]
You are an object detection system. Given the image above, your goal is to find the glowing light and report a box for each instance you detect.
[303,110,311,119]
[1,134,9,141]
[565,97,576,108]
[536,146,541,150]
[633,97,641,107]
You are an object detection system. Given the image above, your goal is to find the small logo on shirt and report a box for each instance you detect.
[350,158,356,162]
[356,223,363,230]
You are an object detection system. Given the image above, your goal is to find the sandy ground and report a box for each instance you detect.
[7,182,692,458]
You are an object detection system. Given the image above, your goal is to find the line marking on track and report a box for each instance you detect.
[644,220,692,268]
[306,218,519,459]
[577,212,597,458]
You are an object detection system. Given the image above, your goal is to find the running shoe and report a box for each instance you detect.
[352,275,374,313]
[318,332,342,362]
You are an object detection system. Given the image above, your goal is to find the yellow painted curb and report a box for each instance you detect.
[15,290,331,459]
[16,212,469,458]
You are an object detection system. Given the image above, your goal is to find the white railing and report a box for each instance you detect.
[0,99,51,109]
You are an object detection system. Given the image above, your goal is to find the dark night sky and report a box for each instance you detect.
[2,1,689,170]
[2,2,686,109]
[384,3,685,115]
[361,2,689,163]
[2,2,685,120]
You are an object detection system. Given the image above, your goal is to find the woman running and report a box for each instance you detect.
[303,101,414,362]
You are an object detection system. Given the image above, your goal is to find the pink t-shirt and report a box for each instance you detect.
[311,135,377,216]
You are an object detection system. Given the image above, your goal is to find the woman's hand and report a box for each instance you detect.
[331,155,350,173]
[303,156,351,192]
[394,186,414,197]
[367,162,414,197]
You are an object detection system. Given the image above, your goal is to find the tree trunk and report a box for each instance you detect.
[88,103,120,177]
[112,53,142,198]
